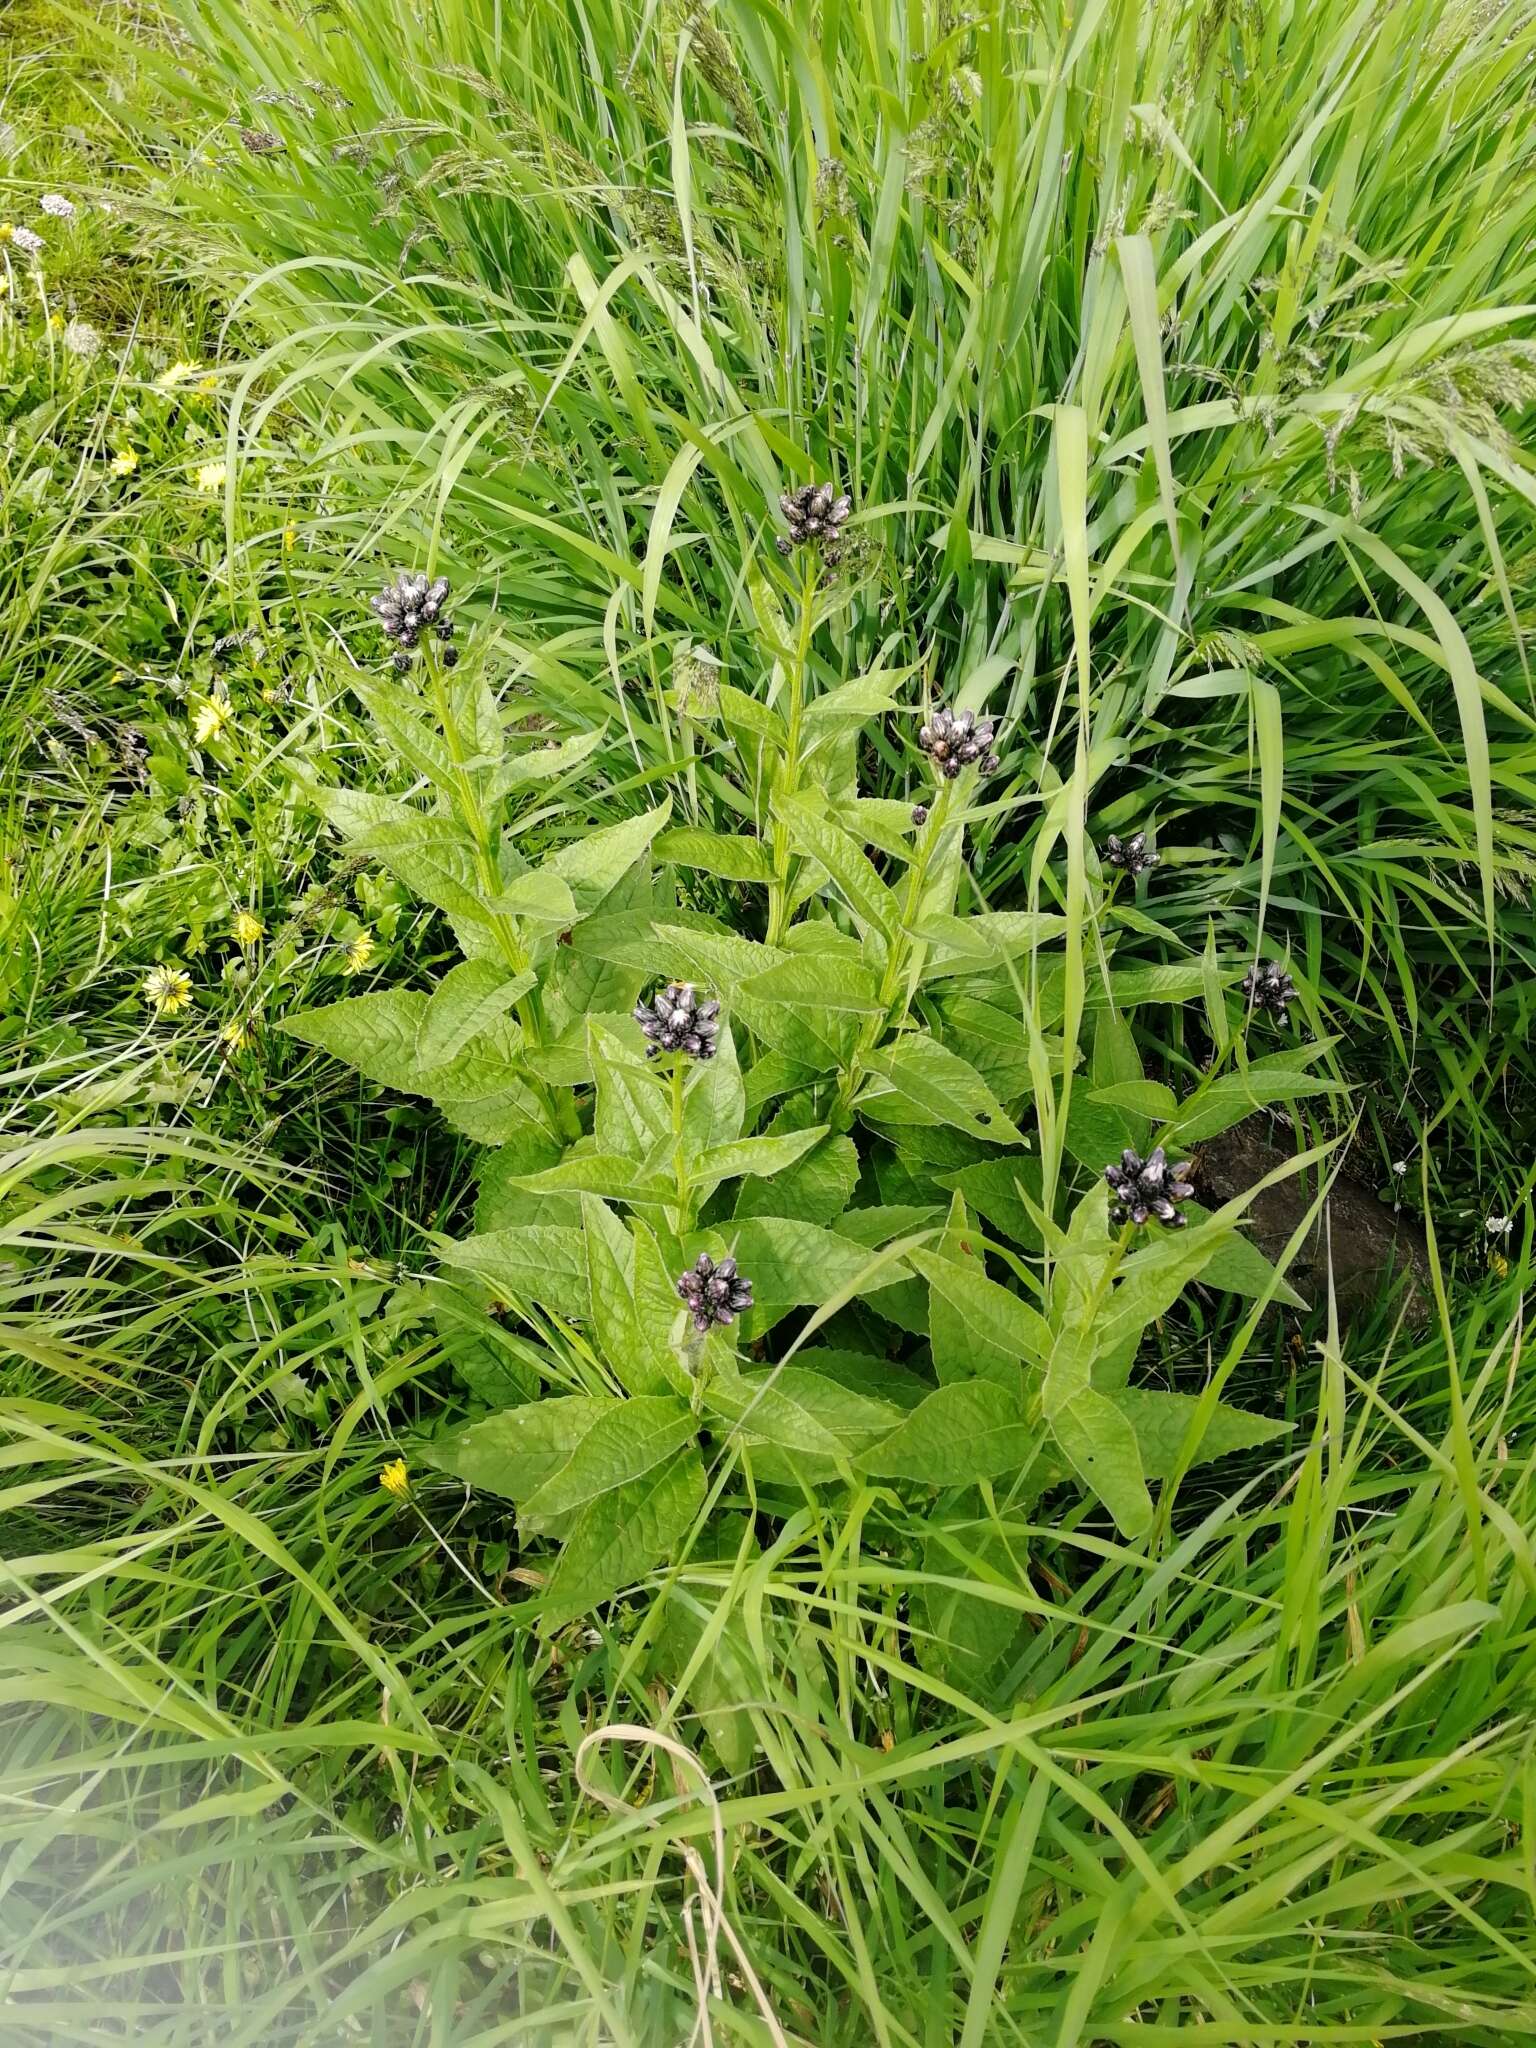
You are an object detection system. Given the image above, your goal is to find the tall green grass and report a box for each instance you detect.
[3,0,1536,2039]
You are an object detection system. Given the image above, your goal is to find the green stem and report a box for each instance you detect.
[833,778,953,1124]
[766,558,819,946]
[424,646,579,1143]
[669,1055,692,1232]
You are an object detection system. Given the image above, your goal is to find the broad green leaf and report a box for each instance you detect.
[487,726,607,802]
[719,680,787,746]
[589,1021,670,1158]
[1091,1224,1227,1361]
[653,827,776,883]
[915,911,1069,980]
[859,1380,1036,1485]
[438,1226,589,1320]
[351,815,490,923]
[541,801,670,911]
[934,1156,1043,1251]
[864,1034,1024,1145]
[420,1395,616,1503]
[735,958,870,1071]
[540,1446,706,1626]
[1115,1387,1290,1478]
[803,669,910,727]
[1090,1079,1178,1120]
[630,1219,693,1384]
[1185,1206,1309,1309]
[417,962,534,1069]
[513,1151,671,1206]
[772,789,899,938]
[279,991,426,1091]
[519,1395,695,1534]
[1164,1067,1347,1144]
[582,1195,642,1387]
[351,680,455,786]
[485,871,578,926]
[1050,1386,1153,1538]
[695,1125,828,1189]
[714,1217,913,1337]
[705,1364,903,1458]
[734,1133,859,1225]
[681,1021,746,1149]
[909,1246,1050,1388]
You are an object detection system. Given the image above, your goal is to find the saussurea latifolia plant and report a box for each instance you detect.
[276,543,1337,1629]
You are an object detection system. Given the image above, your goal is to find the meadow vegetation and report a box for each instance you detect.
[3,0,1536,2040]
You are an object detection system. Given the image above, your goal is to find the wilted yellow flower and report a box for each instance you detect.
[195,461,227,494]
[192,696,232,745]
[282,524,297,554]
[142,964,193,1016]
[110,448,138,477]
[219,1016,253,1053]
[341,929,376,976]
[158,359,202,388]
[231,909,264,948]
[379,1457,410,1500]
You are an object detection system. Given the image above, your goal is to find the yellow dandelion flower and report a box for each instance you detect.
[48,310,64,332]
[379,1457,410,1500]
[196,374,217,394]
[195,461,227,494]
[232,909,264,948]
[158,359,202,389]
[192,696,232,745]
[110,448,138,477]
[282,524,297,554]
[219,1016,253,1053]
[142,964,193,1016]
[0,224,12,244]
[341,929,376,976]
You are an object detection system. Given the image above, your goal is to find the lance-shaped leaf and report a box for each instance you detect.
[771,788,899,938]
[540,1447,706,1625]
[653,827,777,883]
[858,1380,1037,1485]
[693,1125,829,1193]
[419,1394,618,1503]
[863,1034,1024,1145]
[1049,1385,1153,1538]
[540,800,670,912]
[518,1395,696,1535]
[438,1225,590,1320]
[589,1021,670,1158]
[909,1244,1050,1393]
[417,962,535,1069]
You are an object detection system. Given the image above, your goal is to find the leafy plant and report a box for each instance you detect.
[280,570,1318,1605]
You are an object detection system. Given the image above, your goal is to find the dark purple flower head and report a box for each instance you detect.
[917,705,1001,781]
[1103,830,1159,879]
[1242,959,1296,1023]
[911,802,929,826]
[676,1252,753,1332]
[776,481,852,563]
[1104,1145,1195,1229]
[634,981,721,1061]
[370,570,453,664]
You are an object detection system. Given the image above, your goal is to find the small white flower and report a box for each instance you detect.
[39,193,76,220]
[1391,1160,1408,1177]
[1486,1215,1513,1238]
[63,318,101,359]
[11,225,44,256]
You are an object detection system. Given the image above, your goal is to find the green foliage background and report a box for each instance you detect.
[3,0,1536,2040]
